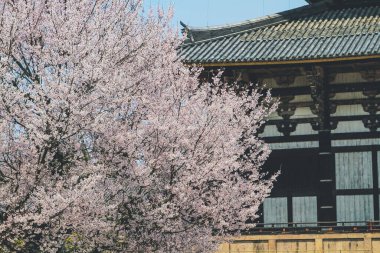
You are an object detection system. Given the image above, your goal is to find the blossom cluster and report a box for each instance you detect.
[0,1,277,252]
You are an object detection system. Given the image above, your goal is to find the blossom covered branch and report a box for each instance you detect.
[0,0,277,252]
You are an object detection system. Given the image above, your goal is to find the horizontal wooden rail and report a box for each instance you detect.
[215,232,380,253]
[245,220,380,235]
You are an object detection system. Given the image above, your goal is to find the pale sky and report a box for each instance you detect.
[144,0,308,28]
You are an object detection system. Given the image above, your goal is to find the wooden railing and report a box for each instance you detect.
[245,220,380,235]
[215,228,380,253]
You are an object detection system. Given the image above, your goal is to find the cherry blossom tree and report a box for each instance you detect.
[0,0,277,252]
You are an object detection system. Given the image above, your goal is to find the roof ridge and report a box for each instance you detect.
[182,4,380,46]
[181,4,324,43]
[179,4,380,65]
[181,20,290,47]
[182,1,380,43]
[183,4,315,32]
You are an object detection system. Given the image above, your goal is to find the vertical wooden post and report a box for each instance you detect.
[307,65,337,226]
[364,236,372,252]
[215,243,230,253]
[373,148,379,222]
[268,239,276,253]
[315,238,323,253]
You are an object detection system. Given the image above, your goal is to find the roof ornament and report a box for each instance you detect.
[180,21,194,42]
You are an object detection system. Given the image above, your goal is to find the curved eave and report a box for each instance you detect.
[183,55,380,67]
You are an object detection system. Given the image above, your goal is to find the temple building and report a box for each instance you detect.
[179,0,380,252]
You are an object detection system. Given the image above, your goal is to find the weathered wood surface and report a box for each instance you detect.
[215,233,380,253]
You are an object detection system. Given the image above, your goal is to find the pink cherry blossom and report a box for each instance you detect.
[0,1,277,252]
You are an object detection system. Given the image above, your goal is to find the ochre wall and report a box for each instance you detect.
[215,233,380,253]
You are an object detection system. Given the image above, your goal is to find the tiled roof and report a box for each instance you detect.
[179,2,380,65]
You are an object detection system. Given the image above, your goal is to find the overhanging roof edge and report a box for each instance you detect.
[183,55,380,67]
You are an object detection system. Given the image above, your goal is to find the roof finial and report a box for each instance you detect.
[179,21,194,43]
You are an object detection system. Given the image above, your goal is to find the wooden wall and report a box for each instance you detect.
[262,147,380,226]
[292,196,318,226]
[215,233,380,253]
[335,152,373,190]
[257,68,380,226]
[263,198,288,227]
[336,195,374,226]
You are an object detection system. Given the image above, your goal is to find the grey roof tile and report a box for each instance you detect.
[180,4,380,64]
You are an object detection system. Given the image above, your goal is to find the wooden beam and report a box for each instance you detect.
[269,80,380,97]
[194,55,380,68]
[263,132,380,143]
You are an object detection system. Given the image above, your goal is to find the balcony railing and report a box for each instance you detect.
[245,220,380,235]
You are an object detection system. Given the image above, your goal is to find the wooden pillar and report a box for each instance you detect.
[307,66,337,225]
[373,148,379,222]
[215,243,230,253]
[315,238,323,253]
[268,239,276,253]
[364,236,372,252]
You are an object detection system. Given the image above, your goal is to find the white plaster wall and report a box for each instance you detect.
[332,139,380,147]
[261,125,282,137]
[332,104,366,117]
[293,95,312,103]
[269,141,319,150]
[331,72,367,84]
[333,92,368,100]
[332,121,368,134]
